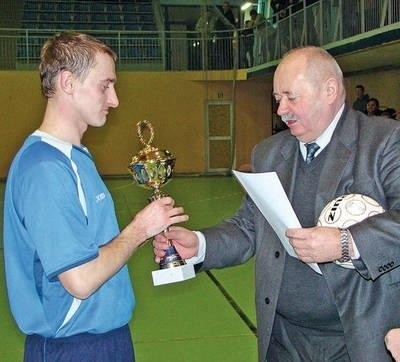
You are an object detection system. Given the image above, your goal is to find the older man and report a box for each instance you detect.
[154,46,400,361]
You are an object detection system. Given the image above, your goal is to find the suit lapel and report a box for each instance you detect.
[315,108,357,214]
[256,136,298,256]
[275,137,300,203]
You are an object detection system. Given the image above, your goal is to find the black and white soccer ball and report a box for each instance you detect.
[318,194,385,268]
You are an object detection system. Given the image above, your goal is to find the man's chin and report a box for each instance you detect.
[90,119,107,128]
[99,116,107,126]
[287,123,305,139]
[286,122,298,134]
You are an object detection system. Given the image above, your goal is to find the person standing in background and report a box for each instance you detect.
[195,9,217,69]
[214,1,236,69]
[240,19,254,67]
[249,9,267,65]
[352,84,369,113]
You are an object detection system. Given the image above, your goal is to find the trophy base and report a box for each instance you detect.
[152,264,195,286]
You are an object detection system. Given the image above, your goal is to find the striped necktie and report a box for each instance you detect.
[305,142,320,164]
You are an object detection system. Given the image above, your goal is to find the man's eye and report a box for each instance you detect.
[288,96,297,101]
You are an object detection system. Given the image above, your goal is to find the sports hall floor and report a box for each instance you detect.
[0,176,258,361]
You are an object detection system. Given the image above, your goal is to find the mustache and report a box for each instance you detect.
[280,114,299,123]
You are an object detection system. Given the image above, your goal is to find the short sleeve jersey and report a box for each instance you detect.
[3,131,135,337]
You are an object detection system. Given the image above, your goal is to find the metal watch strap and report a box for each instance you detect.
[338,228,351,262]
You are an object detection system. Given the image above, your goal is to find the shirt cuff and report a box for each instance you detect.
[185,231,206,265]
[350,230,360,259]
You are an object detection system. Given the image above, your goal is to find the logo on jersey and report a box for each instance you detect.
[95,193,106,203]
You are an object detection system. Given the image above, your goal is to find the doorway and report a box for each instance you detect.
[206,101,233,173]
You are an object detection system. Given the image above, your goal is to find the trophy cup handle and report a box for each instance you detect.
[137,120,154,148]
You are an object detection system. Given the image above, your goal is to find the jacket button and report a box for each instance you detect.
[265,297,270,304]
[275,251,280,258]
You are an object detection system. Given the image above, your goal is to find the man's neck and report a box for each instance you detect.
[40,101,85,146]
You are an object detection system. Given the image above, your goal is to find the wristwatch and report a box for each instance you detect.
[338,228,351,262]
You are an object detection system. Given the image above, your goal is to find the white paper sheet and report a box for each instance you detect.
[232,170,321,274]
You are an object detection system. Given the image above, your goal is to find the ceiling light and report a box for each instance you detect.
[241,2,253,11]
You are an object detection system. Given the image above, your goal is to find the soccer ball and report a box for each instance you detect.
[318,194,384,228]
[318,194,385,268]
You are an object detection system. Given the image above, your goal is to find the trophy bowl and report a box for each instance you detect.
[128,120,195,286]
[129,144,175,201]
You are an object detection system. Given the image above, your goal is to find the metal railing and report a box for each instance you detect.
[0,0,399,71]
[256,0,400,65]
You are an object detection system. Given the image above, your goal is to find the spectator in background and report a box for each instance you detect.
[240,19,254,68]
[194,9,217,69]
[271,0,290,20]
[220,1,235,24]
[270,1,290,52]
[366,97,383,116]
[271,0,301,20]
[352,84,369,113]
[215,1,236,69]
[250,9,267,65]
[195,9,216,34]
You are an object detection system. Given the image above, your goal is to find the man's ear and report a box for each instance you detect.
[59,70,75,95]
[326,77,338,104]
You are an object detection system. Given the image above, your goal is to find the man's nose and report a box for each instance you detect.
[276,98,288,116]
[108,87,119,108]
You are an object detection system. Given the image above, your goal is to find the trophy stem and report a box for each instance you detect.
[160,244,186,269]
[149,186,164,202]
[150,188,186,269]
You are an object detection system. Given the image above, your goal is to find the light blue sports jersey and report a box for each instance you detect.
[3,131,135,338]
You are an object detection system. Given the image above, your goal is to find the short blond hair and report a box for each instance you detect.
[39,32,117,98]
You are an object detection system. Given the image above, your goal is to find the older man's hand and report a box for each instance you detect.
[385,328,400,361]
[286,226,354,263]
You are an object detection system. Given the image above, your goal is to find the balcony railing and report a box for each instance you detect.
[0,0,399,71]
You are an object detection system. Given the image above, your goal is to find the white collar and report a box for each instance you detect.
[300,104,345,160]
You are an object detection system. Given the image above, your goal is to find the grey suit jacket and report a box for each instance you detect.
[200,106,400,361]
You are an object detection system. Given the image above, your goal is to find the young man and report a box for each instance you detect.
[154,46,400,361]
[3,32,188,361]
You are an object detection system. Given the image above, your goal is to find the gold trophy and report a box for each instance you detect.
[128,120,195,286]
